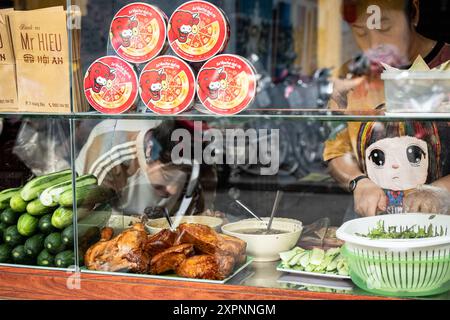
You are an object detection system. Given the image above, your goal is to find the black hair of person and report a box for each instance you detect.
[342,0,416,24]
[147,121,197,168]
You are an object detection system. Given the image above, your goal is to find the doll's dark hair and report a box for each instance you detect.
[356,121,441,183]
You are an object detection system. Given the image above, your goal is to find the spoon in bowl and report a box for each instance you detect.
[235,199,266,223]
[266,191,284,233]
[163,207,175,232]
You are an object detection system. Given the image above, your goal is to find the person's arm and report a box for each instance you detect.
[330,77,365,109]
[328,155,387,216]
[432,175,450,191]
[324,127,387,217]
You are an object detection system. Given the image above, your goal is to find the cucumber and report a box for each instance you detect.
[0,222,7,242]
[55,250,75,268]
[26,199,57,216]
[0,208,19,225]
[310,248,325,266]
[0,243,11,263]
[24,234,46,257]
[51,207,73,229]
[61,225,74,247]
[59,184,113,207]
[37,249,55,267]
[44,232,66,254]
[11,245,33,264]
[10,194,28,212]
[40,174,96,207]
[17,213,39,237]
[0,188,21,209]
[20,169,73,202]
[3,226,25,247]
[38,214,56,234]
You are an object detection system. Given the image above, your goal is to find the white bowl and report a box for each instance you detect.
[145,215,224,235]
[221,218,303,262]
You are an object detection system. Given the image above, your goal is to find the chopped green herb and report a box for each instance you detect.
[355,220,446,239]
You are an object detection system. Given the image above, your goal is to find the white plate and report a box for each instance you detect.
[278,274,354,291]
[276,263,351,280]
[82,257,254,284]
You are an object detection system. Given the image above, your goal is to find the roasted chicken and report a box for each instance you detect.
[219,234,247,265]
[84,223,151,273]
[176,254,236,280]
[84,222,247,280]
[150,244,194,274]
[175,223,247,259]
[145,229,178,257]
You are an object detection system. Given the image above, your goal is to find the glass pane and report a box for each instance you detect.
[0,0,448,300]
[0,117,77,271]
[71,0,450,118]
[74,117,450,298]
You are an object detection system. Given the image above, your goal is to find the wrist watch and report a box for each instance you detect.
[349,175,368,193]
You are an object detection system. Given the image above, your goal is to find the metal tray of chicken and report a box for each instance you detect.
[80,256,254,284]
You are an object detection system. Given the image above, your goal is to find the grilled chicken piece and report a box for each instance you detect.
[145,229,178,257]
[175,223,247,258]
[218,234,247,256]
[100,227,114,241]
[84,223,151,273]
[150,244,194,275]
[176,254,236,280]
[218,234,247,265]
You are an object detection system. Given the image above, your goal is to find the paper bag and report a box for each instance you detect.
[0,9,18,111]
[8,6,70,113]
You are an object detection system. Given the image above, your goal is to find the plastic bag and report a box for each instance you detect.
[404,185,450,215]
[13,119,71,176]
[298,218,344,249]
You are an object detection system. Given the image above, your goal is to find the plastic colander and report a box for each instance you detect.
[336,214,450,297]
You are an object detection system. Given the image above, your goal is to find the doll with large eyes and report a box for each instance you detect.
[357,121,444,214]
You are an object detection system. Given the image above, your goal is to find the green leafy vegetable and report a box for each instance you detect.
[355,220,446,239]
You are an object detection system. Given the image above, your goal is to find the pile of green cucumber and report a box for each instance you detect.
[0,169,113,268]
[279,247,349,276]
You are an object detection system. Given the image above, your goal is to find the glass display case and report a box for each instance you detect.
[0,0,449,300]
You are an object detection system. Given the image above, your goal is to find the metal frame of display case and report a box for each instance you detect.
[0,265,398,300]
[0,112,449,301]
[0,0,449,301]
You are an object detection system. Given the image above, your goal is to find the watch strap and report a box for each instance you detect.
[349,175,368,193]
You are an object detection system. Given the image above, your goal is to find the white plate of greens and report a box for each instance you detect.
[277,247,351,280]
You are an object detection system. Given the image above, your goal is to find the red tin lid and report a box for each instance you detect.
[197,54,257,115]
[139,55,196,115]
[168,0,230,63]
[84,56,138,114]
[110,2,168,64]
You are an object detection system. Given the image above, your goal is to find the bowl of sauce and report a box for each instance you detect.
[221,218,303,262]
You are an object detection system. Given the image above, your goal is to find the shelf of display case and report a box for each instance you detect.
[0,264,400,300]
[1,262,449,300]
[228,175,345,194]
[0,110,449,121]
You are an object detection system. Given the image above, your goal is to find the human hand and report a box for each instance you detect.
[330,77,365,109]
[202,209,229,224]
[353,178,387,217]
[202,209,226,218]
[404,185,450,215]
